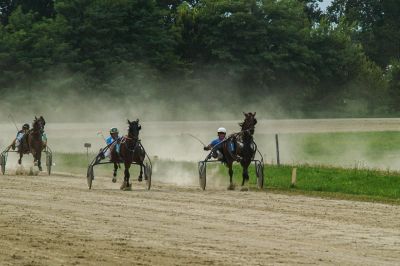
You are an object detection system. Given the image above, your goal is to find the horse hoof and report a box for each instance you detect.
[138,177,143,182]
[38,166,42,171]
[112,177,117,183]
[227,184,235,190]
[123,184,132,191]
[120,182,127,190]
[240,187,249,192]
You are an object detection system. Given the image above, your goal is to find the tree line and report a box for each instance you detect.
[0,0,399,118]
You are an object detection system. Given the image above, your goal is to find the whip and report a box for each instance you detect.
[8,114,19,131]
[183,133,207,147]
[97,131,106,142]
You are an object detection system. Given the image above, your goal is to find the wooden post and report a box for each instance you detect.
[291,168,297,188]
[84,143,91,164]
[275,134,280,166]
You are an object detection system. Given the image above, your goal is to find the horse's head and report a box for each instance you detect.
[38,116,46,128]
[239,112,257,135]
[33,116,46,133]
[127,119,141,139]
[32,117,41,132]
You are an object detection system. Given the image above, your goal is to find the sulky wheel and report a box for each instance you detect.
[198,161,206,190]
[0,154,5,175]
[87,165,94,190]
[255,161,264,189]
[46,152,52,175]
[144,162,152,190]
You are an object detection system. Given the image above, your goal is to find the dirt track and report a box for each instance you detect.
[0,173,399,265]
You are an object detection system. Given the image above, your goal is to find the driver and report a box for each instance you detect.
[204,127,227,160]
[11,123,30,151]
[103,127,120,159]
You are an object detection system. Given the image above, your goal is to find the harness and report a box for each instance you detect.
[121,136,141,161]
[218,127,257,162]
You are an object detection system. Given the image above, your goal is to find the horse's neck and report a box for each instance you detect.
[242,131,253,145]
[30,129,41,137]
[128,132,138,139]
[126,134,138,146]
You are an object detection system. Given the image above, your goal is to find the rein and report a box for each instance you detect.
[223,126,256,161]
[122,135,139,153]
[228,127,255,139]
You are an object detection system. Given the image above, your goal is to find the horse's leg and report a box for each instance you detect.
[112,163,118,183]
[241,167,247,186]
[125,164,131,188]
[138,163,143,182]
[241,160,250,186]
[239,160,251,191]
[227,162,235,190]
[121,163,131,190]
[18,152,22,165]
[37,149,42,171]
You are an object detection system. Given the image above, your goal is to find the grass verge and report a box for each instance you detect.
[53,152,400,204]
[229,163,400,204]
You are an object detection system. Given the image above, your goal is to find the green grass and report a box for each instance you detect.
[53,152,400,204]
[53,152,129,177]
[53,152,198,177]
[283,131,400,166]
[229,163,400,204]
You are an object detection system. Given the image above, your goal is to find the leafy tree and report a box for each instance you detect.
[0,6,73,88]
[0,0,54,25]
[0,0,396,117]
[327,0,400,67]
[386,60,400,112]
[176,0,315,89]
[55,0,179,76]
[299,0,323,23]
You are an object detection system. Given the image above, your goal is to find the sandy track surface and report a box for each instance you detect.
[0,173,399,265]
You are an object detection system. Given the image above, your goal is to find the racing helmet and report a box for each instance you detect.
[22,123,30,130]
[217,127,227,134]
[110,127,119,134]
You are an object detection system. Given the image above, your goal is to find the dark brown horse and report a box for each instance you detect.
[221,112,257,190]
[111,119,145,190]
[18,116,46,170]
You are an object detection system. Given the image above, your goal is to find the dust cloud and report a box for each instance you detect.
[2,119,400,172]
[1,71,400,172]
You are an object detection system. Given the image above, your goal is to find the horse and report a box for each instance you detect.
[110,119,146,190]
[18,116,46,171]
[221,112,257,190]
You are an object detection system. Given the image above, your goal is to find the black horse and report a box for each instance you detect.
[110,119,146,190]
[221,112,257,190]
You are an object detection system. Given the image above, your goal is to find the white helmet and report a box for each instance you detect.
[217,127,227,134]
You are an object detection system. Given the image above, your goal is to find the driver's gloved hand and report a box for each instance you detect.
[203,146,208,151]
